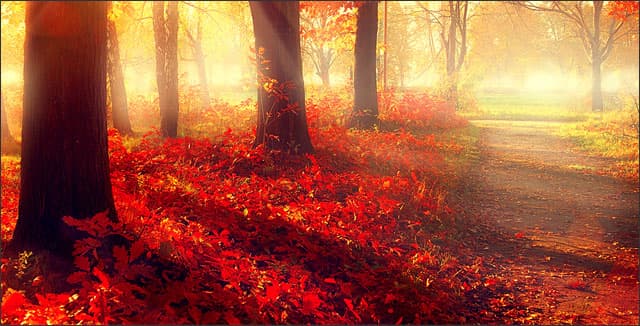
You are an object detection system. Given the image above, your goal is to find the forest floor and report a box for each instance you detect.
[455,119,639,324]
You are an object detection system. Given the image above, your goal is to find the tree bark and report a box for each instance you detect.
[107,18,133,135]
[12,2,116,257]
[348,1,378,130]
[153,1,179,137]
[250,1,313,154]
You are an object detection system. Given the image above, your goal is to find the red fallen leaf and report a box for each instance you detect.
[567,280,587,290]
[93,268,110,287]
[2,290,28,312]
[484,277,498,287]
[75,255,91,272]
[113,245,129,266]
[302,292,322,313]
[129,239,145,262]
[514,232,525,239]
[324,277,337,284]
[67,271,87,284]
[395,316,404,324]
[224,312,241,325]
[344,298,361,321]
[266,281,280,300]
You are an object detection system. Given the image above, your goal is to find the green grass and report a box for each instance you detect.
[461,92,591,122]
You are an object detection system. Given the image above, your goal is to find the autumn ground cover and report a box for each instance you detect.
[2,91,541,324]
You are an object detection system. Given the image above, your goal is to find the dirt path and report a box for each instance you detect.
[460,120,639,324]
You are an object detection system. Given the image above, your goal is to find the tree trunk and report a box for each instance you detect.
[153,1,179,137]
[12,2,116,258]
[184,14,211,110]
[250,1,313,154]
[193,16,210,110]
[107,19,133,135]
[348,1,378,130]
[591,55,604,112]
[591,1,604,112]
[318,50,331,88]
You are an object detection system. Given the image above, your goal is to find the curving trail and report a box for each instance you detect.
[461,120,639,324]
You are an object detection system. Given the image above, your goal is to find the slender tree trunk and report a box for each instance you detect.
[1,91,13,142]
[319,52,331,88]
[591,1,604,112]
[194,43,210,109]
[12,2,116,258]
[184,14,210,110]
[250,1,313,154]
[348,1,379,130]
[153,1,179,137]
[591,55,604,112]
[107,19,133,135]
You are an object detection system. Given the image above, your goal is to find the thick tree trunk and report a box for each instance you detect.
[250,1,313,154]
[348,1,378,130]
[107,19,133,135]
[12,2,116,257]
[153,1,179,138]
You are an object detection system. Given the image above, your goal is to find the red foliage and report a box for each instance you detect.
[1,94,520,324]
[608,1,640,20]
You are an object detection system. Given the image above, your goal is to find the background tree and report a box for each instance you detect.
[107,2,133,135]
[11,2,116,258]
[153,1,179,137]
[300,1,357,89]
[348,1,378,130]
[180,4,210,110]
[418,1,471,109]
[513,1,638,112]
[1,92,12,141]
[250,1,313,154]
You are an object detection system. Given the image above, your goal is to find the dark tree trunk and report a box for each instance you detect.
[348,1,378,130]
[107,19,133,135]
[250,1,313,154]
[153,1,179,138]
[12,2,116,257]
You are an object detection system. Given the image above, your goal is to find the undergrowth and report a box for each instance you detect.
[2,92,532,324]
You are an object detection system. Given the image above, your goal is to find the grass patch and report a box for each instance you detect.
[462,92,590,122]
[558,108,639,181]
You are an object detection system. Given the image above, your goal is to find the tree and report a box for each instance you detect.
[1,91,14,144]
[250,1,313,154]
[181,8,211,110]
[348,1,378,130]
[11,2,116,258]
[153,1,179,137]
[513,1,637,112]
[107,5,133,135]
[300,1,357,88]
[418,1,470,109]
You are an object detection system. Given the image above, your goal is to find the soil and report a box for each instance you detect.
[458,120,639,324]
